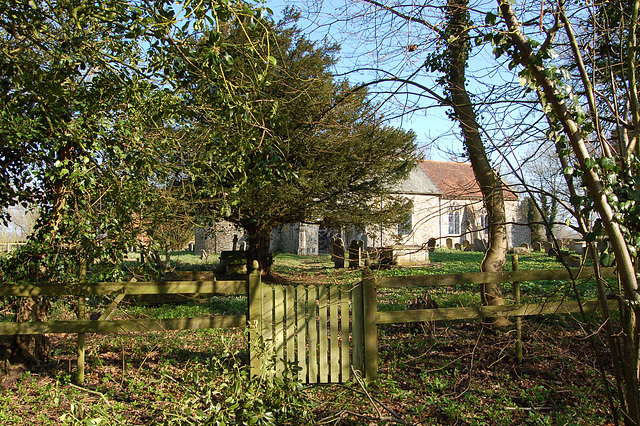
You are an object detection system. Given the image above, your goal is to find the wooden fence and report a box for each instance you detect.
[0,270,248,383]
[0,261,618,385]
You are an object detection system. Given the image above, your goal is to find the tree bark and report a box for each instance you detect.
[445,0,507,318]
[244,222,274,276]
[498,1,640,422]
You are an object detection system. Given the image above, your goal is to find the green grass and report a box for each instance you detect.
[1,249,616,425]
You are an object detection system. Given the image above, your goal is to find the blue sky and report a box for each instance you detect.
[263,0,469,162]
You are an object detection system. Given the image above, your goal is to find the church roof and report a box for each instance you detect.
[417,160,519,201]
[393,162,442,195]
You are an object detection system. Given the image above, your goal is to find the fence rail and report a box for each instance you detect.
[0,263,618,385]
[0,279,246,297]
[362,264,618,381]
[376,267,617,288]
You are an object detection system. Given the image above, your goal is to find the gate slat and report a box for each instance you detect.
[318,285,329,383]
[273,285,285,372]
[285,286,296,364]
[296,286,308,382]
[340,285,350,381]
[262,281,273,346]
[351,282,364,374]
[307,285,318,383]
[329,286,340,382]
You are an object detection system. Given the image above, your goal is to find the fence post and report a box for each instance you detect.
[362,263,378,382]
[512,254,522,363]
[248,260,262,376]
[76,258,87,384]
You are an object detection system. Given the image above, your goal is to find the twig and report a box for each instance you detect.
[68,382,119,419]
[505,406,552,411]
[349,366,416,426]
[351,366,382,419]
[454,327,483,399]
[323,410,415,425]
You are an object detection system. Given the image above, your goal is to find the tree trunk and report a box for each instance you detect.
[498,1,640,423]
[245,222,274,276]
[445,0,507,319]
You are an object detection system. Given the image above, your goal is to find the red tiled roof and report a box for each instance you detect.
[418,160,518,201]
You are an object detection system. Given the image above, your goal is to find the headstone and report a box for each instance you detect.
[232,235,238,251]
[219,250,247,275]
[454,243,461,250]
[572,241,586,255]
[348,239,362,269]
[332,237,345,269]
[462,239,470,249]
[520,243,529,249]
[474,238,488,252]
[446,238,453,249]
[532,242,542,252]
[510,246,531,256]
[427,238,437,252]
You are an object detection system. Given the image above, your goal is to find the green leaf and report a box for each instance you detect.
[599,157,616,171]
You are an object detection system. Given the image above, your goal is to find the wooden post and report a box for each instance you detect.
[76,259,87,384]
[512,254,522,363]
[362,263,378,382]
[248,260,262,376]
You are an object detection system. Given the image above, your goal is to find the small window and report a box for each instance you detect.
[398,199,413,236]
[448,211,454,234]
[449,209,460,235]
[454,212,460,234]
[484,215,489,235]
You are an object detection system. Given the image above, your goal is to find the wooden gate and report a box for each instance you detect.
[248,263,365,384]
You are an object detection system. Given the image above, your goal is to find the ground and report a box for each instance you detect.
[0,251,616,425]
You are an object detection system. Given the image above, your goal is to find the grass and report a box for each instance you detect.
[0,249,616,425]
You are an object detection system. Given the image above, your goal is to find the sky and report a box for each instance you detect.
[259,0,555,194]
[262,0,468,162]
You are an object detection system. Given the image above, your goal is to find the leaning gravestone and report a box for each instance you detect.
[332,237,345,269]
[446,238,453,249]
[454,243,461,250]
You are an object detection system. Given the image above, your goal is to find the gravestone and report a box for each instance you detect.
[446,238,453,249]
[462,239,470,249]
[510,246,531,256]
[454,243,461,250]
[520,243,529,249]
[572,241,586,255]
[532,242,542,252]
[332,237,345,269]
[474,238,488,252]
[219,251,247,275]
[348,239,363,269]
[427,238,437,252]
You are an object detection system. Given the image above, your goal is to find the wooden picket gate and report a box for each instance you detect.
[248,262,366,384]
